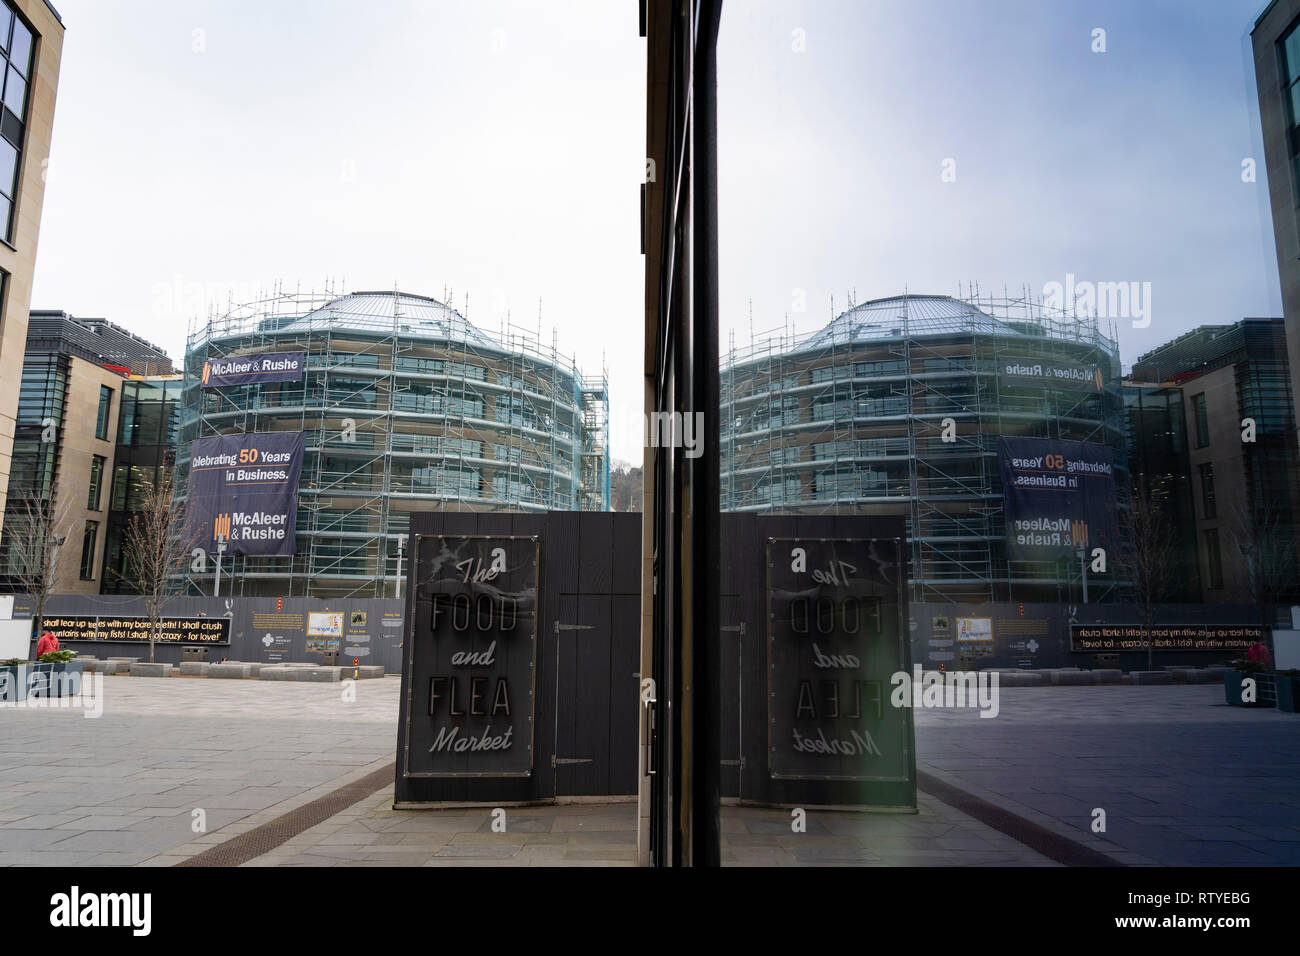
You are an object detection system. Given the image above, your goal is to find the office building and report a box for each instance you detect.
[1130,318,1300,604]
[0,309,173,594]
[0,0,63,538]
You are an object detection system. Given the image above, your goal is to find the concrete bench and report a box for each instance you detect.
[994,670,1044,686]
[1054,670,1098,685]
[208,663,252,679]
[1131,670,1174,685]
[129,662,172,678]
[1091,669,1124,682]
[297,666,343,683]
[258,666,302,681]
[178,661,210,677]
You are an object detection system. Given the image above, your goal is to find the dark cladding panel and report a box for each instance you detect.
[403,535,539,778]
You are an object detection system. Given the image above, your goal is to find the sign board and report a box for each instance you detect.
[40,616,231,645]
[307,611,343,637]
[766,537,910,782]
[201,351,306,388]
[956,617,993,642]
[404,535,538,778]
[183,431,305,556]
[1071,623,1260,653]
[999,437,1118,561]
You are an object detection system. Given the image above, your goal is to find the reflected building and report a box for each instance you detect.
[719,293,1128,604]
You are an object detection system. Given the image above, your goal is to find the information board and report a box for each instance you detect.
[766,537,910,781]
[403,535,538,778]
[40,616,231,645]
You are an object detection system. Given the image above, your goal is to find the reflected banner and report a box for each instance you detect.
[201,351,306,388]
[998,437,1118,561]
[183,432,305,556]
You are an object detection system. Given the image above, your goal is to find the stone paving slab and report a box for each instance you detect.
[914,685,1300,866]
[0,677,402,866]
[232,787,1053,868]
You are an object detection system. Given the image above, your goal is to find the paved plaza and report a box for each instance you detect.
[0,674,400,866]
[0,675,1296,866]
[914,685,1300,865]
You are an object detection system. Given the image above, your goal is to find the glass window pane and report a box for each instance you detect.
[0,135,14,198]
[1,107,20,147]
[1286,27,1300,85]
[9,17,31,77]
[0,194,12,241]
[0,9,12,54]
[3,66,25,121]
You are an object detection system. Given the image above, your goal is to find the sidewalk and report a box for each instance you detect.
[222,789,1053,867]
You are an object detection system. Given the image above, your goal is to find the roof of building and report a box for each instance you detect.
[728,294,1114,365]
[799,295,1021,348]
[26,310,173,371]
[276,291,499,349]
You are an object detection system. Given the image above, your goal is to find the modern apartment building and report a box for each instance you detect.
[1130,318,1300,604]
[0,0,62,538]
[0,310,172,594]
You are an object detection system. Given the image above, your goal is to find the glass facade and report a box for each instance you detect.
[0,2,32,241]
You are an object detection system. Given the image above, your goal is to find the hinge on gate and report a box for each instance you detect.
[721,622,745,635]
[554,622,596,633]
[552,756,594,767]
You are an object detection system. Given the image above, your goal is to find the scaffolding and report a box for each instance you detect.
[720,292,1128,604]
[176,286,610,598]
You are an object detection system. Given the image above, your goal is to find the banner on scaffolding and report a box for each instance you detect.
[183,431,305,556]
[998,437,1118,562]
[1000,358,1104,393]
[200,351,306,388]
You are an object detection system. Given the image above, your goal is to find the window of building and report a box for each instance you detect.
[79,520,98,580]
[1192,392,1209,448]
[1280,21,1300,206]
[95,385,113,440]
[88,454,105,510]
[1196,462,1216,519]
[0,3,31,242]
[1204,528,1223,590]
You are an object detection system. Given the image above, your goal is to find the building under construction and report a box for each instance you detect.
[720,293,1129,604]
[177,289,610,598]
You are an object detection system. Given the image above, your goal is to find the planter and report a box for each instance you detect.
[1275,673,1300,713]
[0,664,28,702]
[1224,670,1276,707]
[47,661,84,698]
[26,662,54,698]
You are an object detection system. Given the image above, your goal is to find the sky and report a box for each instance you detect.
[32,0,1282,464]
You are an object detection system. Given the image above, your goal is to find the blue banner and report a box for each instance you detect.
[183,432,305,556]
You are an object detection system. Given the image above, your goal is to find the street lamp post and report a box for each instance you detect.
[213,535,228,597]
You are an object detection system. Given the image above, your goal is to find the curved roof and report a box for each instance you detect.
[276,291,500,348]
[799,295,1022,349]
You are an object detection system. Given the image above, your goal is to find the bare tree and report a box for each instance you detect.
[0,495,79,643]
[119,471,193,663]
[1126,475,1177,670]
[1229,497,1298,628]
